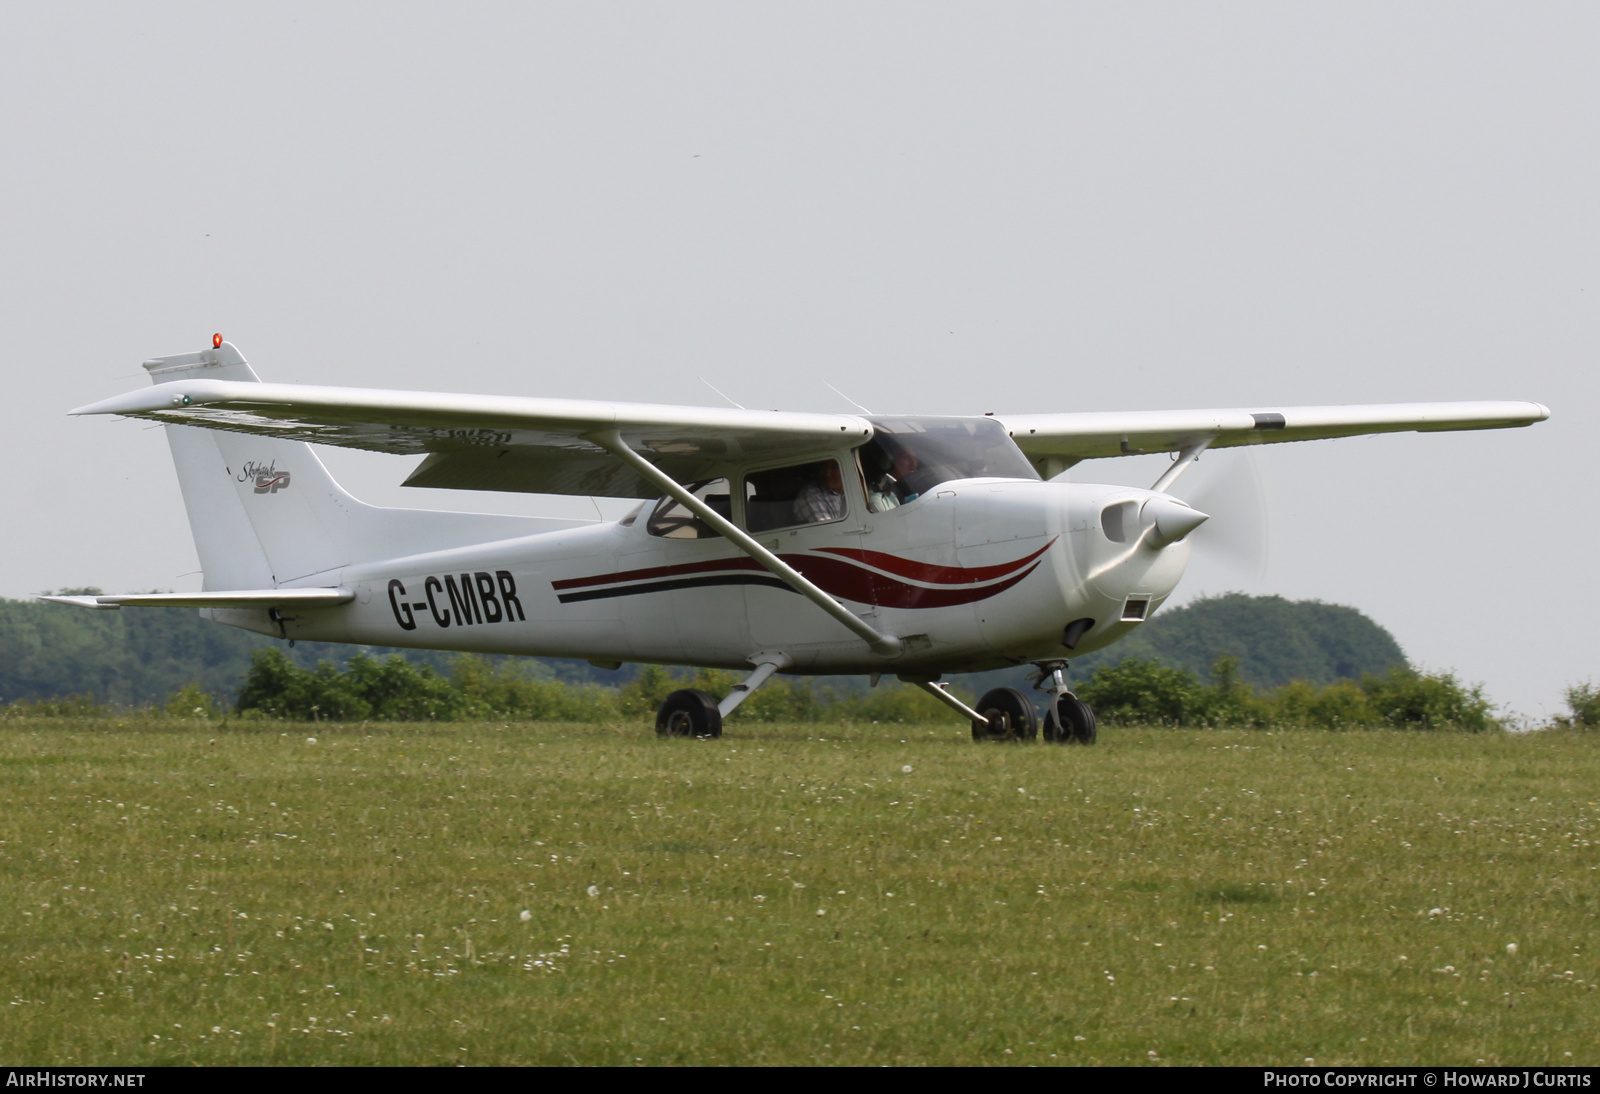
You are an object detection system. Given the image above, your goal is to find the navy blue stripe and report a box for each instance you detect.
[556,573,796,604]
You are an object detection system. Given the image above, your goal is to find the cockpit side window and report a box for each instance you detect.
[646,479,732,539]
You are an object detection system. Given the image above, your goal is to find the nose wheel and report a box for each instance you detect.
[1045,694,1097,744]
[1033,661,1097,744]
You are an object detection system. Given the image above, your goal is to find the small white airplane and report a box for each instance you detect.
[48,337,1548,742]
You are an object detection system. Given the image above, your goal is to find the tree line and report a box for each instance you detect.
[10,646,1592,732]
[6,590,1593,729]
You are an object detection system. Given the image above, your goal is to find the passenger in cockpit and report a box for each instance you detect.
[794,460,846,523]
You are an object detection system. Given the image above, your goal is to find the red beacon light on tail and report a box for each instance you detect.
[212,333,223,349]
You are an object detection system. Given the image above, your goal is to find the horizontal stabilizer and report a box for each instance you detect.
[39,588,353,611]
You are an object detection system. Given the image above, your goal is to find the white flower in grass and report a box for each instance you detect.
[519,910,532,922]
[586,885,600,898]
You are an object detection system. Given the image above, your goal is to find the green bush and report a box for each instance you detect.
[620,664,681,717]
[235,649,466,721]
[1360,666,1496,732]
[1077,658,1208,726]
[343,654,466,721]
[1075,656,1496,731]
[162,683,223,721]
[1552,682,1600,730]
[451,655,619,722]
[1197,655,1273,727]
[1270,677,1374,729]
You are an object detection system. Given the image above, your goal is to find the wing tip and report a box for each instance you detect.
[37,595,118,610]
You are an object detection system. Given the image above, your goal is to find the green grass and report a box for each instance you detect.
[1,718,1596,1066]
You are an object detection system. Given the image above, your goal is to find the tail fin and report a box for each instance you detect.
[147,341,567,590]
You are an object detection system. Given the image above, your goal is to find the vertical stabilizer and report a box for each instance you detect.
[148,341,369,586]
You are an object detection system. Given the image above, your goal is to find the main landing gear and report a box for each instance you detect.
[654,653,792,741]
[971,686,1037,741]
[906,670,1096,744]
[655,689,723,738]
[651,654,1096,745]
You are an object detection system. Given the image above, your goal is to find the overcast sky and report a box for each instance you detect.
[2,3,1594,717]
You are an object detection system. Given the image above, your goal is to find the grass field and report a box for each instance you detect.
[1,717,1596,1066]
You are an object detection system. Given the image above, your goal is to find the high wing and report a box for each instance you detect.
[73,373,1548,496]
[73,380,874,499]
[992,401,1550,478]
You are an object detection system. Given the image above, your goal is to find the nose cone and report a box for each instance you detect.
[1142,496,1209,546]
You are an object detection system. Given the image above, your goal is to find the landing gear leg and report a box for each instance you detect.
[1033,661,1097,745]
[716,653,791,719]
[900,676,1034,742]
[656,653,792,740]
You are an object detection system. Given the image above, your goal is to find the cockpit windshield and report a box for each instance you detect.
[858,416,1038,511]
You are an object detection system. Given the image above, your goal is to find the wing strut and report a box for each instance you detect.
[587,430,903,657]
[1150,437,1214,493]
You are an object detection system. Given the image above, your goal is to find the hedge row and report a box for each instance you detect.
[1077,655,1500,730]
[225,651,962,725]
[4,648,1591,732]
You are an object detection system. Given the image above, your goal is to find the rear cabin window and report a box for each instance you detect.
[743,459,847,533]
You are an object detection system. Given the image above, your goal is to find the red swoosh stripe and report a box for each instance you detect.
[784,556,1042,608]
[812,539,1054,585]
[553,543,1050,608]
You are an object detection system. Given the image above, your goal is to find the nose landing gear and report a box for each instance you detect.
[1032,661,1097,744]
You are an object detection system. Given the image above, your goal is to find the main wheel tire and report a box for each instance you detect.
[655,689,723,739]
[972,687,1039,741]
[1056,696,1097,745]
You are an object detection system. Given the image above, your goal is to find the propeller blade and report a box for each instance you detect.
[1179,449,1269,579]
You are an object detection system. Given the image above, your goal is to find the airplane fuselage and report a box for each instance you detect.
[214,477,1192,676]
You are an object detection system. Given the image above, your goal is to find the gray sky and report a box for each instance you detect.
[3,3,1594,717]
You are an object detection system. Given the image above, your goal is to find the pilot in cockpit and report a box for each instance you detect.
[863,441,923,511]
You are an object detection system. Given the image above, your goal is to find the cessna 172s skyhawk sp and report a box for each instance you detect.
[48,339,1548,742]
